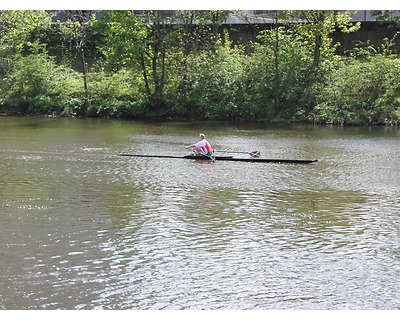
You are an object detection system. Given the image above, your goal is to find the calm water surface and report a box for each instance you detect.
[0,117,399,309]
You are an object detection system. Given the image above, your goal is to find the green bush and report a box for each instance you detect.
[313,55,400,125]
[241,27,315,120]
[0,11,399,125]
[186,42,250,120]
[1,53,86,114]
[83,69,148,118]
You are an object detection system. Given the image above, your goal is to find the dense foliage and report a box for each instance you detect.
[0,10,399,125]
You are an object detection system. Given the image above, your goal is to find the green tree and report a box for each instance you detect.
[0,10,52,53]
[292,10,360,71]
[270,10,292,114]
[186,36,248,119]
[95,10,175,112]
[58,10,97,103]
[0,11,52,76]
[247,25,313,119]
[166,10,234,115]
[0,11,58,113]
[173,10,195,110]
[195,10,233,43]
[313,49,400,125]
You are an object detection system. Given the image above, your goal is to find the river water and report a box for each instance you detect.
[0,116,399,310]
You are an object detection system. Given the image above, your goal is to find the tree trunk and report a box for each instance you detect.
[80,47,88,100]
[274,12,280,114]
[312,33,322,70]
[181,11,194,111]
[140,54,151,97]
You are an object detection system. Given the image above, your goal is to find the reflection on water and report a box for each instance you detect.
[0,117,399,309]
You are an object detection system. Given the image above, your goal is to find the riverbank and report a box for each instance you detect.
[1,110,399,127]
[1,11,400,127]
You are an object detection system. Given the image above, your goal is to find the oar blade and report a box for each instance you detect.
[248,151,261,157]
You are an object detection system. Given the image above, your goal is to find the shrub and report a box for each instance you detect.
[313,55,400,125]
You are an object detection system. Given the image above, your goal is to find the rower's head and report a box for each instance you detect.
[199,133,205,140]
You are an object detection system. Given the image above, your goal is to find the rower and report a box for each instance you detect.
[186,133,213,157]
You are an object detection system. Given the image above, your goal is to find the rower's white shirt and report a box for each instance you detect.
[194,141,207,154]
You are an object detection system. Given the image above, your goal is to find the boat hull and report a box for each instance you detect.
[120,154,318,164]
[184,155,317,163]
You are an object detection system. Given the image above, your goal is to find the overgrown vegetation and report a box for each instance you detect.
[0,10,399,125]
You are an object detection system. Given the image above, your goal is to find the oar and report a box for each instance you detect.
[215,150,261,157]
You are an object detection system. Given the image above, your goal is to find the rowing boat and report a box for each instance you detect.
[119,154,318,164]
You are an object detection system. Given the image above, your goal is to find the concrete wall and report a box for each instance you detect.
[222,22,400,54]
[332,21,400,54]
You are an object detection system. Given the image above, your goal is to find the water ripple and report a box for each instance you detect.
[1,119,399,309]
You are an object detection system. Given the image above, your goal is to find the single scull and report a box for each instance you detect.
[119,154,318,164]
